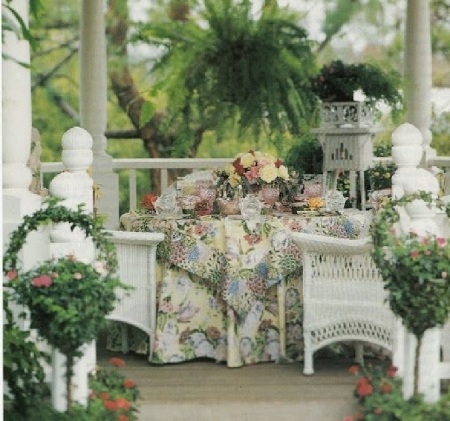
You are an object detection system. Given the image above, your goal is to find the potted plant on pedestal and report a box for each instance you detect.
[310,59,403,127]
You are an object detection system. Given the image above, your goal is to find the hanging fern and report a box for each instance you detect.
[132,0,317,148]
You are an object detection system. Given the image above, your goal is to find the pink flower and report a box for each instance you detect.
[244,166,260,184]
[410,250,420,258]
[7,270,18,279]
[387,365,398,377]
[343,417,353,421]
[32,275,53,288]
[73,272,83,279]
[437,237,447,246]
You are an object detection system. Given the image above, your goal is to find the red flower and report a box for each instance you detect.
[380,382,392,394]
[118,416,129,421]
[98,391,110,400]
[348,365,360,375]
[115,397,131,411]
[232,159,245,175]
[410,250,420,258]
[357,383,373,397]
[123,379,136,388]
[109,357,125,367]
[387,365,398,377]
[104,399,118,411]
[356,377,370,389]
[7,270,18,279]
[142,193,158,211]
[343,417,353,421]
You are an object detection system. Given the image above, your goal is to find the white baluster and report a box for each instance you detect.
[391,122,442,402]
[48,127,95,412]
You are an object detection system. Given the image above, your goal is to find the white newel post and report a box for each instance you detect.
[2,0,44,266]
[48,127,95,412]
[80,0,119,229]
[391,123,441,402]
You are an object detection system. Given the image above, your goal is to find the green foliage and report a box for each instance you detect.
[371,192,450,340]
[310,59,403,112]
[3,291,50,418]
[284,133,323,180]
[3,197,127,410]
[5,358,140,421]
[132,0,318,148]
[2,0,43,54]
[346,363,450,421]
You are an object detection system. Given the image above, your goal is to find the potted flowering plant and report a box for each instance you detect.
[3,197,128,412]
[310,59,403,110]
[214,150,291,198]
[370,191,450,395]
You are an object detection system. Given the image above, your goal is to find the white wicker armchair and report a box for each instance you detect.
[290,232,396,375]
[106,231,164,361]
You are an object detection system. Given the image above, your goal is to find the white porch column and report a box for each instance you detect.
[404,0,435,160]
[79,0,119,228]
[2,0,43,259]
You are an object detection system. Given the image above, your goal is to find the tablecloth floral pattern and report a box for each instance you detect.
[107,212,366,367]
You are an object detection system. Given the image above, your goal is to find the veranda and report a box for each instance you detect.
[2,1,450,419]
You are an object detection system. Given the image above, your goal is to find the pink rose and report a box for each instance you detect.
[32,275,53,288]
[437,237,447,246]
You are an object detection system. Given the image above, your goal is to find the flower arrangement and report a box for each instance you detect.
[310,59,403,110]
[344,363,450,421]
[215,150,291,197]
[370,191,450,394]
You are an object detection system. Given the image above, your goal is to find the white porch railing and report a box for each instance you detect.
[41,155,450,215]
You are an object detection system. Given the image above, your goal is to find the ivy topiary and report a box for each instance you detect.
[2,197,127,411]
[370,191,450,394]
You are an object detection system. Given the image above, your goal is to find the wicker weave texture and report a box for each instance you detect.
[106,231,164,359]
[291,233,395,375]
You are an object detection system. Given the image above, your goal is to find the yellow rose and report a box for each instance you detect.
[224,163,236,176]
[228,173,241,187]
[240,153,256,168]
[259,163,278,183]
[307,197,324,209]
[277,165,289,180]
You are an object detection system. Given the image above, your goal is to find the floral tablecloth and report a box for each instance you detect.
[107,211,368,367]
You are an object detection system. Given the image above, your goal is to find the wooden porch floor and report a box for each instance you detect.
[97,343,360,421]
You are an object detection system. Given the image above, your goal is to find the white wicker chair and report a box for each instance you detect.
[106,231,164,361]
[290,232,396,375]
